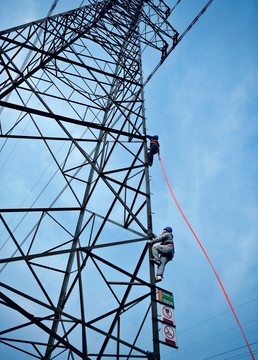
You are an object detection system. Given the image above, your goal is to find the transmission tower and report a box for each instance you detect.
[0,1,179,359]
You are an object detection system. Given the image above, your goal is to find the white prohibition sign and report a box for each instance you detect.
[164,325,175,340]
[162,305,173,320]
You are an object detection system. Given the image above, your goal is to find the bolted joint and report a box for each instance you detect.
[147,351,160,360]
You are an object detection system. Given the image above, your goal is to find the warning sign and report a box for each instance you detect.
[160,304,175,326]
[157,289,177,349]
[158,289,174,308]
[162,324,177,348]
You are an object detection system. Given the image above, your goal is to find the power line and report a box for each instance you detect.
[178,297,258,335]
[202,341,258,360]
[220,349,258,360]
[162,322,258,360]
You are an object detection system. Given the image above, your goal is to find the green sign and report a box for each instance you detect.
[158,290,174,308]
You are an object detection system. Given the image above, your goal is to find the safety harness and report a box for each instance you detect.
[150,139,159,147]
[150,139,160,155]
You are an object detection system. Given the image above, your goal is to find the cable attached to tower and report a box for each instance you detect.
[158,153,255,360]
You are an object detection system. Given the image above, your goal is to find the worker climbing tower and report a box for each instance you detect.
[0,1,179,359]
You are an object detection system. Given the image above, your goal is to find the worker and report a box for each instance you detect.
[148,227,174,282]
[143,134,160,166]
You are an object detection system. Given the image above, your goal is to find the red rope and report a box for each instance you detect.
[158,154,255,360]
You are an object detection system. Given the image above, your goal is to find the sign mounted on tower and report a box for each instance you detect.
[162,324,178,348]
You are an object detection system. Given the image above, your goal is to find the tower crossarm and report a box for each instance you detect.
[0,0,178,100]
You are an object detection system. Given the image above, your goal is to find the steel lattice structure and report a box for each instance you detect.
[0,1,178,359]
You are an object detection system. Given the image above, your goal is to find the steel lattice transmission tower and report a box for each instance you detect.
[0,1,178,359]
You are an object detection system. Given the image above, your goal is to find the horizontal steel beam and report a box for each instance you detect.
[0,100,144,140]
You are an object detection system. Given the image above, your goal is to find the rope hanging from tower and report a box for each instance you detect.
[158,153,255,360]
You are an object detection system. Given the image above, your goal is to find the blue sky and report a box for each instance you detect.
[0,1,257,360]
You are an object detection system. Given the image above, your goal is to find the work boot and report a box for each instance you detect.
[155,275,162,282]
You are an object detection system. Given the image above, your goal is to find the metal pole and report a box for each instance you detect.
[139,38,161,360]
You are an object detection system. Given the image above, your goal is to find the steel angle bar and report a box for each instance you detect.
[0,291,88,359]
[0,100,144,139]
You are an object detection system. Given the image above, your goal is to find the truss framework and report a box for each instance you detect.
[0,1,178,359]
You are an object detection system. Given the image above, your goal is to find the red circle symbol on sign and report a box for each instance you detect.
[162,306,173,320]
[164,325,175,340]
